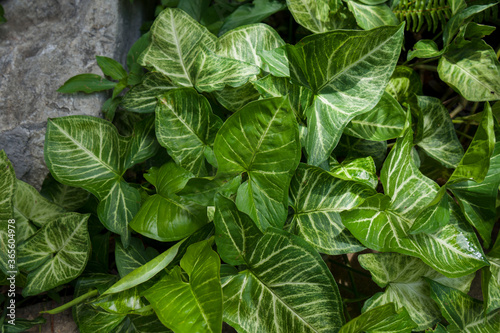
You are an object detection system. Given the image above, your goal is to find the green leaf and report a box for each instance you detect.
[213,83,261,112]
[483,258,500,314]
[96,56,128,80]
[461,22,496,40]
[17,213,90,296]
[329,156,379,189]
[0,150,16,274]
[415,96,464,168]
[385,66,422,104]
[41,175,90,211]
[121,72,177,114]
[103,240,184,295]
[334,135,388,170]
[143,239,222,333]
[109,314,172,333]
[219,0,286,35]
[289,163,375,254]
[121,116,160,170]
[409,188,450,234]
[139,8,259,92]
[177,175,242,206]
[155,88,223,176]
[344,92,406,141]
[448,116,500,247]
[115,238,158,278]
[85,232,110,274]
[339,303,416,333]
[127,32,151,72]
[286,0,347,33]
[214,97,301,231]
[57,74,116,94]
[346,1,399,30]
[443,3,499,46]
[448,102,495,183]
[359,252,474,330]
[177,0,211,21]
[92,286,150,315]
[144,162,194,197]
[429,280,500,332]
[286,24,404,165]
[407,40,444,61]
[438,39,500,101]
[214,195,344,332]
[259,47,290,77]
[3,316,46,333]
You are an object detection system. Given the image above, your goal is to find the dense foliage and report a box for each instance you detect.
[1,0,500,332]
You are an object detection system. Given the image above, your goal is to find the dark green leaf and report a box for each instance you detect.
[57,74,116,94]
[96,56,128,80]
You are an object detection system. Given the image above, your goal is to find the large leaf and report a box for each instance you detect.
[438,39,500,102]
[346,1,399,30]
[214,97,301,231]
[139,8,259,92]
[286,24,404,165]
[0,150,16,274]
[214,195,344,332]
[329,157,378,189]
[40,175,90,211]
[415,96,464,168]
[286,0,348,33]
[17,213,90,296]
[339,303,416,333]
[121,72,177,114]
[289,163,375,254]
[429,280,500,332]
[359,252,474,330]
[143,239,222,333]
[155,88,223,176]
[344,92,406,141]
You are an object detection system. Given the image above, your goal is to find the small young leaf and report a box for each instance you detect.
[96,56,128,80]
[57,74,116,94]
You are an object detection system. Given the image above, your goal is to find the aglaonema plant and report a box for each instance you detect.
[1,0,500,332]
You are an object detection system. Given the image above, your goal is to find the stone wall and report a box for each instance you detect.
[0,0,145,189]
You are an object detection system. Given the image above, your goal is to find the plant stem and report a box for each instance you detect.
[455,130,474,140]
[40,289,98,315]
[450,98,467,118]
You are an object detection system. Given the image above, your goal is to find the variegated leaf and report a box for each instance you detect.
[286,0,349,33]
[344,92,406,142]
[359,252,474,330]
[346,1,399,30]
[0,150,16,274]
[334,135,388,170]
[41,175,90,212]
[115,238,158,278]
[121,116,159,171]
[17,213,90,296]
[214,195,344,333]
[289,163,375,254]
[415,96,464,168]
[329,156,378,189]
[385,66,422,104]
[286,24,404,165]
[214,97,301,231]
[155,88,223,176]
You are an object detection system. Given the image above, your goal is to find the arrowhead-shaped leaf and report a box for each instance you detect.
[214,195,344,332]
[18,213,90,296]
[214,97,301,230]
[289,163,375,254]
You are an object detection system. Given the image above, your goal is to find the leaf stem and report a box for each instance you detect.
[450,98,467,118]
[39,289,98,315]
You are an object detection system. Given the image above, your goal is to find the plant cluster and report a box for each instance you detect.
[1,0,500,332]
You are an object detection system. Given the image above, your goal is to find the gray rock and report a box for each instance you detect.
[0,0,145,189]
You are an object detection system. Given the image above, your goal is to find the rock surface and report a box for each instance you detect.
[0,0,144,189]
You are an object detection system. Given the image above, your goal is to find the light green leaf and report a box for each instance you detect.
[448,102,495,183]
[429,280,500,332]
[347,1,399,30]
[483,258,500,314]
[359,252,474,330]
[103,240,184,295]
[96,56,128,80]
[214,97,301,231]
[345,92,406,141]
[329,156,378,189]
[17,213,90,296]
[143,239,222,333]
[286,0,346,33]
[409,188,450,234]
[443,3,499,46]
[0,150,16,274]
[139,8,259,92]
[289,163,375,254]
[438,39,500,101]
[121,72,177,114]
[253,75,313,121]
[57,74,116,94]
[144,162,194,197]
[214,195,344,332]
[339,303,416,333]
[213,83,261,112]
[342,193,488,277]
[40,175,90,211]
[448,116,500,247]
[415,96,464,168]
[286,24,404,165]
[259,47,290,77]
[219,0,286,35]
[115,238,158,278]
[92,287,150,315]
[407,40,444,61]
[156,88,223,176]
[385,66,422,104]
